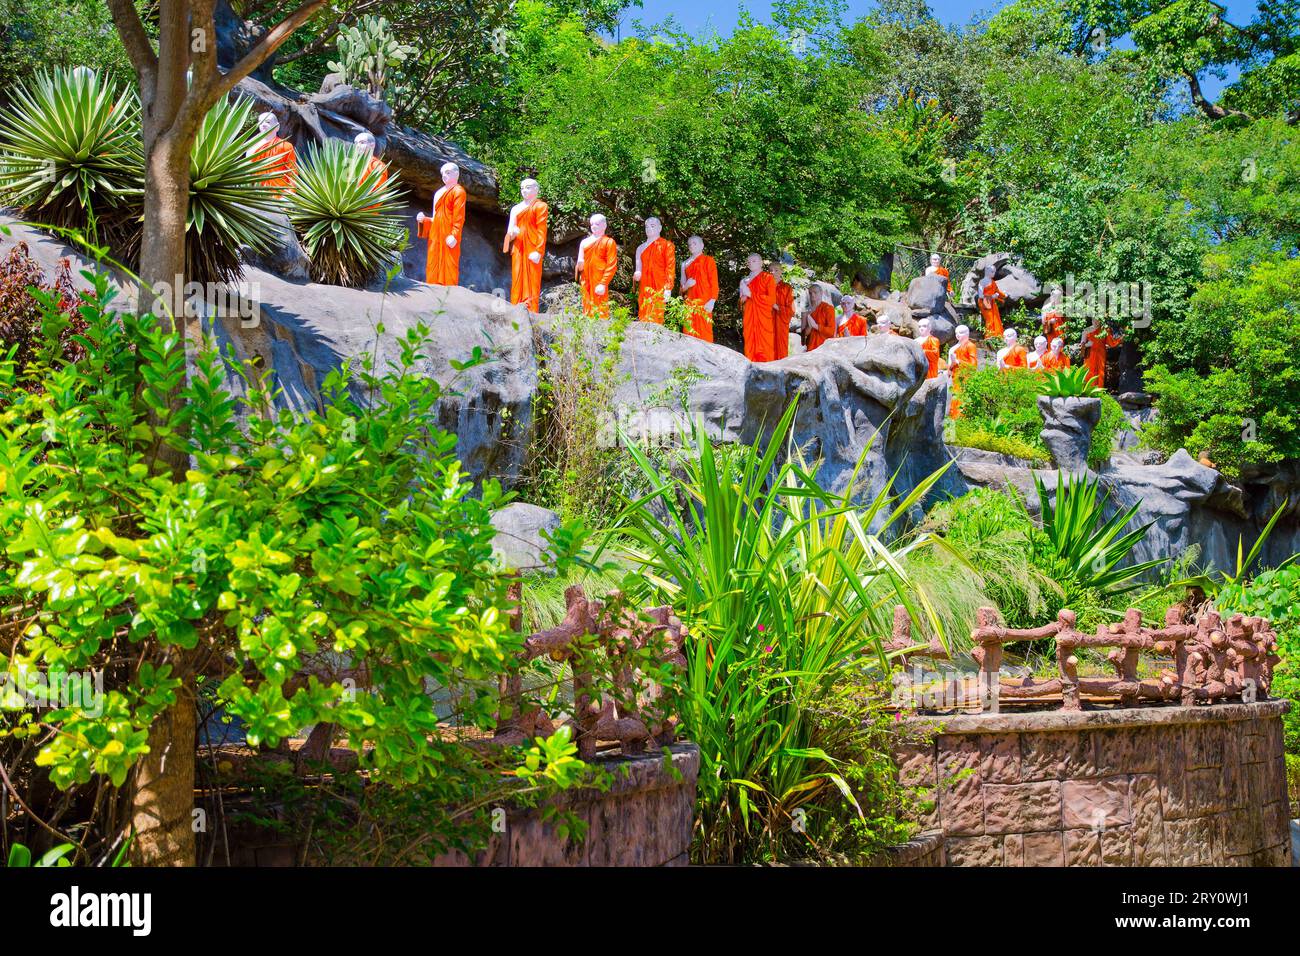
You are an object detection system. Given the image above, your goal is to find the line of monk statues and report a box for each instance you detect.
[249,113,1123,408]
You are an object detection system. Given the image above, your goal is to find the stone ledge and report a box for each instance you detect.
[903,700,1290,735]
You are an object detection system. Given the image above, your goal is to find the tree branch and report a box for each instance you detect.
[106,0,160,98]
[210,0,331,102]
[1185,70,1252,122]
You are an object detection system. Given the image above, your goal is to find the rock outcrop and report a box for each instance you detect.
[1038,396,1101,473]
[903,272,959,343]
[958,252,1042,312]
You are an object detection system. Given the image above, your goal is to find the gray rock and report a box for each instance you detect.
[1039,396,1101,473]
[490,503,561,572]
[242,212,310,281]
[904,272,959,343]
[958,252,1042,311]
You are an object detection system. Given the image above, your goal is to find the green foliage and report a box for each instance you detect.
[0,0,132,93]
[0,272,590,858]
[609,403,956,863]
[0,67,142,249]
[1029,470,1166,596]
[287,139,407,287]
[950,419,1051,464]
[1141,254,1300,477]
[327,15,417,99]
[1042,365,1104,397]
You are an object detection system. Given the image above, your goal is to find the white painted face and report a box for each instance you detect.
[441,163,460,186]
[771,263,784,281]
[918,318,931,338]
[257,112,280,137]
[809,284,824,304]
[984,265,995,278]
[746,253,763,274]
[930,254,941,267]
[841,295,855,315]
[1005,329,1018,345]
[354,132,376,156]
[521,178,539,201]
[956,324,970,342]
[645,217,662,240]
[688,235,704,256]
[1051,337,1064,353]
[590,214,607,236]
[1034,335,1048,351]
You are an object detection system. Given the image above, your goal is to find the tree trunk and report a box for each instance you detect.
[129,673,198,866]
[139,134,191,324]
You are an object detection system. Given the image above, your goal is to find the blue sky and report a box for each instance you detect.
[619,0,1264,36]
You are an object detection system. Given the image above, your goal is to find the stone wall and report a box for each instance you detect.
[896,702,1291,867]
[433,744,699,866]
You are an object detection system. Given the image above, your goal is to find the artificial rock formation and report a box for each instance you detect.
[1038,396,1101,473]
[957,252,1042,312]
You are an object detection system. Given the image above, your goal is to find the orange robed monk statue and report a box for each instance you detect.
[801,283,838,352]
[837,295,868,337]
[1082,316,1123,388]
[1041,336,1071,372]
[946,323,979,417]
[739,253,778,362]
[505,178,548,311]
[634,216,675,323]
[977,264,1008,338]
[925,253,951,293]
[996,328,1029,370]
[681,235,719,341]
[354,131,389,189]
[577,213,618,319]
[916,317,946,380]
[771,262,795,360]
[416,162,467,286]
[248,112,296,194]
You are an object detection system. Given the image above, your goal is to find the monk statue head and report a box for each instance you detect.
[645,216,662,240]
[1050,336,1065,354]
[808,282,825,305]
[256,111,280,142]
[877,314,893,333]
[983,264,995,279]
[929,253,941,268]
[72,66,96,82]
[688,235,704,257]
[589,213,607,237]
[745,252,764,276]
[521,178,539,202]
[841,294,855,316]
[917,317,931,339]
[1045,285,1063,309]
[1034,334,1048,354]
[955,323,970,342]
[354,131,377,157]
[771,262,784,281]
[1004,328,1019,347]
[441,162,460,186]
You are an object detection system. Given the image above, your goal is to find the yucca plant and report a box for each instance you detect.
[187,96,284,286]
[287,138,407,287]
[1027,470,1164,595]
[607,403,963,863]
[1041,365,1104,398]
[0,67,143,249]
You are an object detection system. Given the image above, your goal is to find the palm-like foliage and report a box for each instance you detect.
[186,96,284,285]
[0,68,142,247]
[1041,365,1104,398]
[1028,471,1164,595]
[287,138,407,287]
[607,404,960,863]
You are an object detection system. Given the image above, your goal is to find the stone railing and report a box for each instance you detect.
[493,583,687,759]
[888,601,1282,712]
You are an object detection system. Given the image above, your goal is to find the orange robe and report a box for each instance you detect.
[510,201,548,312]
[978,279,1006,337]
[948,340,979,418]
[773,281,795,360]
[636,237,675,324]
[839,313,868,337]
[417,183,466,286]
[683,254,719,342]
[1040,351,1071,373]
[361,155,389,189]
[741,271,778,362]
[1084,328,1121,388]
[1042,310,1066,343]
[580,235,618,319]
[806,301,837,351]
[920,335,944,380]
[932,265,951,293]
[253,138,297,194]
[1001,344,1029,370]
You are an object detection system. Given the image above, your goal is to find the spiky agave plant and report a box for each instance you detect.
[0,67,143,250]
[186,96,284,286]
[287,138,406,287]
[1041,365,1104,398]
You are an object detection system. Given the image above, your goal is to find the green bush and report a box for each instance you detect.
[955,366,1124,467]
[0,271,591,863]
